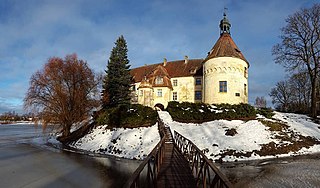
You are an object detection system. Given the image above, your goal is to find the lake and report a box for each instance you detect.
[0,124,140,188]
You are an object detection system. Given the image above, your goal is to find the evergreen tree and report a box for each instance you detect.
[102,35,132,108]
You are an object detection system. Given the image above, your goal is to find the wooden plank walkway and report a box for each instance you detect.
[156,127,196,188]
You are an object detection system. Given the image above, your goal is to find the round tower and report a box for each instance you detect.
[203,12,249,104]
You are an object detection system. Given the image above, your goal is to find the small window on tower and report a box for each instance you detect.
[244,67,248,78]
[244,84,247,96]
[235,93,240,97]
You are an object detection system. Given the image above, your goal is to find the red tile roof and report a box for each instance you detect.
[148,65,173,89]
[206,33,249,66]
[130,59,203,83]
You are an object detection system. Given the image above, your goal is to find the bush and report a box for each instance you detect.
[96,104,157,128]
[166,101,257,123]
[256,107,275,119]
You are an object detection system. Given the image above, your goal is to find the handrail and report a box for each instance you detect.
[174,131,234,188]
[124,119,167,188]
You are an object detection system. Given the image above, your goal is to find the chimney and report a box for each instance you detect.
[163,58,167,66]
[184,55,189,64]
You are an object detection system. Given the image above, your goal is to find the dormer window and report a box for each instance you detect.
[155,76,163,85]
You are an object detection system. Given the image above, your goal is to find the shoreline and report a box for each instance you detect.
[0,121,35,125]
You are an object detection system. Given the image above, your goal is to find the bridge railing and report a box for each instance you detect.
[123,120,167,188]
[174,131,234,188]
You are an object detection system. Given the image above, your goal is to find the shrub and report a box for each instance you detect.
[166,101,257,123]
[96,104,157,128]
[256,107,275,119]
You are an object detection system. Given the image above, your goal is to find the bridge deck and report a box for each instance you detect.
[157,128,196,188]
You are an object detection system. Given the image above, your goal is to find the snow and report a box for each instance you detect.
[273,112,320,139]
[69,110,320,162]
[70,124,160,160]
[158,111,320,162]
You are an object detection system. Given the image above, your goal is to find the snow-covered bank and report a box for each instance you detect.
[67,111,320,162]
[158,111,320,162]
[70,124,160,159]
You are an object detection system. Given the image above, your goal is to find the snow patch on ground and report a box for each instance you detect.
[273,112,320,139]
[158,111,320,162]
[70,124,160,159]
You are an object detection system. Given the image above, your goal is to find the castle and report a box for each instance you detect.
[130,13,249,109]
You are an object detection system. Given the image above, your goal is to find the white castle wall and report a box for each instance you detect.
[203,57,248,104]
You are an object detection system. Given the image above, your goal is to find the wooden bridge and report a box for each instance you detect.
[124,119,233,188]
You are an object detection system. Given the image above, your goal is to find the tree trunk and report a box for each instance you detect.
[63,125,71,137]
[57,122,95,145]
[311,80,317,118]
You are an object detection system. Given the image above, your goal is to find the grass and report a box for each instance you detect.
[256,119,320,156]
[258,120,289,131]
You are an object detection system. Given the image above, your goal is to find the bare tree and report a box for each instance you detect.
[24,54,100,139]
[270,80,293,112]
[289,72,311,113]
[255,96,267,108]
[272,3,320,117]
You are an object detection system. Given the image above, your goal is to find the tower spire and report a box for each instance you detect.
[220,8,231,35]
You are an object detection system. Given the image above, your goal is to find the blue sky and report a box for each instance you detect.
[0,0,318,114]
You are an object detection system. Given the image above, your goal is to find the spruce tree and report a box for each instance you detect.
[102,35,132,108]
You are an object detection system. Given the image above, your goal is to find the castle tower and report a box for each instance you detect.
[203,12,249,104]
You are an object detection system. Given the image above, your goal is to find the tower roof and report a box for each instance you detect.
[205,12,249,66]
[206,33,249,65]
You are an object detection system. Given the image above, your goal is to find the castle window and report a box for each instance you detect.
[157,89,162,97]
[140,90,143,96]
[155,76,163,84]
[244,84,247,96]
[235,93,240,97]
[173,92,177,101]
[195,78,202,85]
[173,79,178,86]
[195,91,202,100]
[132,85,136,91]
[219,81,227,93]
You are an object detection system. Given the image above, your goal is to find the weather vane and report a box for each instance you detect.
[224,7,228,16]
